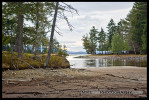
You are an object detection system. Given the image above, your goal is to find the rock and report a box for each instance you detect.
[138,94,147,98]
[133,88,137,90]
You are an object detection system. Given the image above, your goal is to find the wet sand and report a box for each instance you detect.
[2,66,147,98]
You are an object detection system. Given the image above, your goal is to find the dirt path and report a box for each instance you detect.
[2,67,147,98]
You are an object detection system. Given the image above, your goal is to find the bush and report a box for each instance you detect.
[48,55,70,68]
[57,50,69,57]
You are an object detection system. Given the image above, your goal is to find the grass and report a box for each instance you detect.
[2,51,70,69]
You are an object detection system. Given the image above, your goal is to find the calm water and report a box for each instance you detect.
[66,54,147,68]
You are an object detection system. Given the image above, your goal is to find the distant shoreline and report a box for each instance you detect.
[74,54,147,59]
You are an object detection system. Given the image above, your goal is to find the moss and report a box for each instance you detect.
[22,53,34,57]
[2,51,70,69]
[2,63,10,69]
[41,55,70,68]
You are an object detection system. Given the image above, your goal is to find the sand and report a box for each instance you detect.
[2,66,147,98]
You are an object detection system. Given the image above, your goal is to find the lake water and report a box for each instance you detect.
[66,54,147,68]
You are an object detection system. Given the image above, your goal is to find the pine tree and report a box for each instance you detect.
[97,27,106,54]
[111,30,123,54]
[44,2,59,67]
[123,39,131,54]
[82,26,98,54]
[126,2,147,54]
[2,2,55,55]
[106,19,116,50]
[82,34,91,54]
[141,19,147,54]
[89,26,98,54]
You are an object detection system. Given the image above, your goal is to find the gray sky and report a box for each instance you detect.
[50,2,134,52]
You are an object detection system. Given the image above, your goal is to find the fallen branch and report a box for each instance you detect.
[2,78,32,82]
[2,78,33,84]
[3,91,42,95]
[105,74,139,81]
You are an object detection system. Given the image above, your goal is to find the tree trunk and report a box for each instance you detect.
[32,45,35,54]
[102,43,103,55]
[131,40,136,55]
[44,2,59,67]
[34,47,37,57]
[34,2,39,57]
[10,28,14,54]
[17,2,23,58]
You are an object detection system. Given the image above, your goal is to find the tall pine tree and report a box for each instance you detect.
[97,27,106,54]
[126,2,147,54]
[106,19,116,50]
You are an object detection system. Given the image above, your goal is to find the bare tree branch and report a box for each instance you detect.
[44,26,62,36]
[54,29,63,36]
[56,25,61,31]
[61,2,79,15]
[62,12,74,31]
[59,4,75,17]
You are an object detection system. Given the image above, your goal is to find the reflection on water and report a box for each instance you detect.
[66,54,147,68]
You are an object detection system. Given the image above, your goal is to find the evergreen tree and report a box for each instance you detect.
[106,18,116,50]
[123,39,131,54]
[126,2,147,54]
[82,26,98,54]
[111,30,123,54]
[89,26,98,54]
[97,27,106,54]
[141,19,147,54]
[2,2,54,55]
[82,34,91,54]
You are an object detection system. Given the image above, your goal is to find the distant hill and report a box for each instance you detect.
[67,51,87,54]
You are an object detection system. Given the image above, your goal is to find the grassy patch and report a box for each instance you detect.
[2,51,70,69]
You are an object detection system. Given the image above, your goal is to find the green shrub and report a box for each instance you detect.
[57,50,69,57]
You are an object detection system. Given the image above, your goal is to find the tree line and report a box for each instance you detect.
[3,2,53,57]
[2,2,77,55]
[82,2,147,55]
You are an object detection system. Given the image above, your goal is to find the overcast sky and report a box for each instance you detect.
[50,2,134,52]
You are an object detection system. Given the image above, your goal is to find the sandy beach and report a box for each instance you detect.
[2,66,147,98]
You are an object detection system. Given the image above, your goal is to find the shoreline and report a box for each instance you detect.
[78,66,147,70]
[2,66,147,98]
[74,54,147,59]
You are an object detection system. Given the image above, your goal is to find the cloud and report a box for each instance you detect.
[65,2,134,12]
[67,46,85,52]
[59,40,84,52]
[54,2,134,52]
[60,41,82,47]
[60,41,76,44]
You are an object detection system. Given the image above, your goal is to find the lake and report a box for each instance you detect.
[66,54,147,68]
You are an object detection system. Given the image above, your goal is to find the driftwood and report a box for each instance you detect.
[3,91,42,95]
[2,78,33,84]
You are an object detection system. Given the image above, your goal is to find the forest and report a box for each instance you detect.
[82,2,147,55]
[2,2,78,69]
[2,2,72,55]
